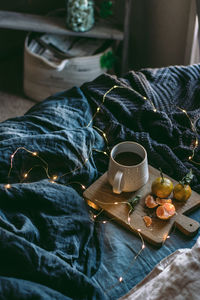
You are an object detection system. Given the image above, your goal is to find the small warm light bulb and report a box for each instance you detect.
[163,233,170,241]
[103,151,107,155]
[142,244,145,249]
[153,109,157,112]
[182,109,186,113]
[81,185,86,190]
[103,133,106,137]
[4,184,11,189]
[128,216,131,223]
[24,173,28,178]
[50,180,55,184]
[114,202,118,205]
[11,154,14,159]
[97,107,100,112]
[119,277,123,282]
[195,140,199,146]
[188,156,192,160]
[52,175,58,181]
[137,228,141,232]
[93,215,97,219]
[102,221,107,224]
[85,158,89,163]
[32,152,37,156]
[143,96,147,100]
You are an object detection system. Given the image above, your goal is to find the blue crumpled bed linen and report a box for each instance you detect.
[0,89,106,299]
[0,64,199,299]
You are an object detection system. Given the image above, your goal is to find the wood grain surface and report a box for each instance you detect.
[83,165,200,247]
[0,10,124,40]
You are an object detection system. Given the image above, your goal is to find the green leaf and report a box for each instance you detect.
[100,0,113,19]
[179,169,194,186]
[128,195,141,214]
[100,51,116,69]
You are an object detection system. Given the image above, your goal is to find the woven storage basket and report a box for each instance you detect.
[23,33,111,101]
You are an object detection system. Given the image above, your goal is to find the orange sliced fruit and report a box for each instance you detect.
[156,198,172,205]
[156,203,176,220]
[145,194,158,208]
[143,216,152,227]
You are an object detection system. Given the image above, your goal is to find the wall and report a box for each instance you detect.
[128,0,196,71]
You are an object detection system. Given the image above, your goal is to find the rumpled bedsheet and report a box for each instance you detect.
[0,64,199,299]
[0,89,106,299]
[120,236,200,300]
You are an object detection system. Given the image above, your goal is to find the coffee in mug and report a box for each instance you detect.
[114,152,143,166]
[107,141,149,194]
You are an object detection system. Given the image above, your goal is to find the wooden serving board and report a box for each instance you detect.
[83,165,200,247]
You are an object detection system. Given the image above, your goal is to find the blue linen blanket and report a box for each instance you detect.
[0,64,199,299]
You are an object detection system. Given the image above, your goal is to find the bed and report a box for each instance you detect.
[0,63,199,299]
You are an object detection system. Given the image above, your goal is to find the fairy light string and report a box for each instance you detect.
[2,84,199,294]
[20,164,54,184]
[143,96,157,112]
[8,147,51,180]
[92,125,109,156]
[86,85,125,128]
[88,200,145,292]
[177,106,200,164]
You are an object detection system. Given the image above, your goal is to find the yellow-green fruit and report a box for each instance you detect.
[151,177,173,198]
[173,183,192,201]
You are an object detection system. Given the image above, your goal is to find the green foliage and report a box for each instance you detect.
[100,50,116,69]
[180,169,194,186]
[100,0,113,18]
[127,195,141,214]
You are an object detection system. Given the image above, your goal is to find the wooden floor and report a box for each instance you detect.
[0,53,35,122]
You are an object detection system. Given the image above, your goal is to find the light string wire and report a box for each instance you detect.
[89,201,145,293]
[6,145,96,188]
[3,84,199,294]
[86,85,125,128]
[177,106,200,164]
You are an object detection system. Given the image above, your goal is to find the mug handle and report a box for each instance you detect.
[113,171,124,194]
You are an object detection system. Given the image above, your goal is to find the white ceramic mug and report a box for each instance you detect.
[107,141,149,194]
